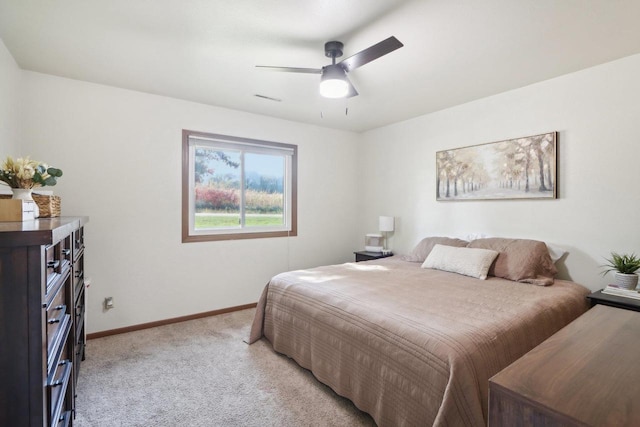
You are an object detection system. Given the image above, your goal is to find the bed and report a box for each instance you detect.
[247,237,590,426]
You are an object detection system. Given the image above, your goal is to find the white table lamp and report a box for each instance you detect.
[379,216,394,254]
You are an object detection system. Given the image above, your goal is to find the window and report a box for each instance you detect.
[182,130,297,242]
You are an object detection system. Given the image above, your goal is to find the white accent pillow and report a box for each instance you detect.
[421,244,499,280]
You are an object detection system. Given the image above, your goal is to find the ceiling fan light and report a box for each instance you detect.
[320,65,349,98]
[319,79,349,98]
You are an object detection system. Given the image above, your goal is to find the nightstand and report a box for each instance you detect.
[353,251,393,262]
[586,289,640,312]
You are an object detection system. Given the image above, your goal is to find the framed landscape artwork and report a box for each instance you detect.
[436,132,557,201]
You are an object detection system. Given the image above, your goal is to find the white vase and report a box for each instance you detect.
[614,272,639,290]
[11,188,39,218]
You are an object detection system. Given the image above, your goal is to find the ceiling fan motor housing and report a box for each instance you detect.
[324,41,344,59]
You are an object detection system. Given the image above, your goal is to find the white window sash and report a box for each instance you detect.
[188,138,293,236]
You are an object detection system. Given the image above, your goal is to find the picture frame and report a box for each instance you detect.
[436,132,557,201]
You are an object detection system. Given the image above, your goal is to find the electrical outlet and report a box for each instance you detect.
[104,297,114,309]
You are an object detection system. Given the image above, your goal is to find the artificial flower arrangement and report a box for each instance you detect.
[0,156,63,189]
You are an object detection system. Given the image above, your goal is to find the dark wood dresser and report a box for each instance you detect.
[0,217,88,427]
[489,304,640,426]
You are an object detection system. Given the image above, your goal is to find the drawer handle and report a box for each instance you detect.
[48,305,66,324]
[75,270,84,278]
[51,360,71,387]
[62,249,71,256]
[47,260,60,269]
[51,360,69,387]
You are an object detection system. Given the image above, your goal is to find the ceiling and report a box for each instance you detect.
[1,0,640,133]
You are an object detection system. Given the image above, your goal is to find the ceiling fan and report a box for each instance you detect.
[256,36,403,99]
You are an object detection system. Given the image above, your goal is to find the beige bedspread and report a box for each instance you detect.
[248,257,590,426]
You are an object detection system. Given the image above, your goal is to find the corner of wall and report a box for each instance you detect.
[0,37,22,154]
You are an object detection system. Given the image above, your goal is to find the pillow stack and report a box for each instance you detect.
[407,236,559,285]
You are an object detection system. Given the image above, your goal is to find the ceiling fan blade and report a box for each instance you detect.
[255,65,322,74]
[338,36,404,72]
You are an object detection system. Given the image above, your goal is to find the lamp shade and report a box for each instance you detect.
[319,64,349,98]
[379,216,394,232]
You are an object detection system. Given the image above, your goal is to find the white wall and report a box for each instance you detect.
[11,47,640,333]
[0,39,21,155]
[359,54,640,291]
[20,72,361,333]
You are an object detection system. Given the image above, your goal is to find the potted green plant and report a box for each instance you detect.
[601,252,640,290]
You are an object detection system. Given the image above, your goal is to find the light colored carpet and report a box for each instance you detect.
[74,309,376,427]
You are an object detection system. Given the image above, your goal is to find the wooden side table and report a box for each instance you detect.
[353,251,393,262]
[586,289,640,312]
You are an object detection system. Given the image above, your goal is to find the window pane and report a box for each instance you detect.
[193,147,241,230]
[244,153,284,228]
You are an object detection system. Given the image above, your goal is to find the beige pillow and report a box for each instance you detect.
[421,244,499,280]
[467,238,558,286]
[403,236,468,262]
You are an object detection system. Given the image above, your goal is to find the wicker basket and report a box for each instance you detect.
[33,194,61,217]
[0,193,61,217]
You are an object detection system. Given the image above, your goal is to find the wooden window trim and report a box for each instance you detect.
[182,129,297,243]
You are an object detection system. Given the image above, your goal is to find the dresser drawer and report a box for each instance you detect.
[73,255,84,299]
[46,272,72,374]
[74,340,85,384]
[46,280,68,351]
[74,285,85,334]
[61,234,72,264]
[73,226,85,261]
[45,244,60,287]
[74,285,86,373]
[45,245,71,296]
[47,314,71,375]
[55,410,71,427]
[48,359,72,427]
